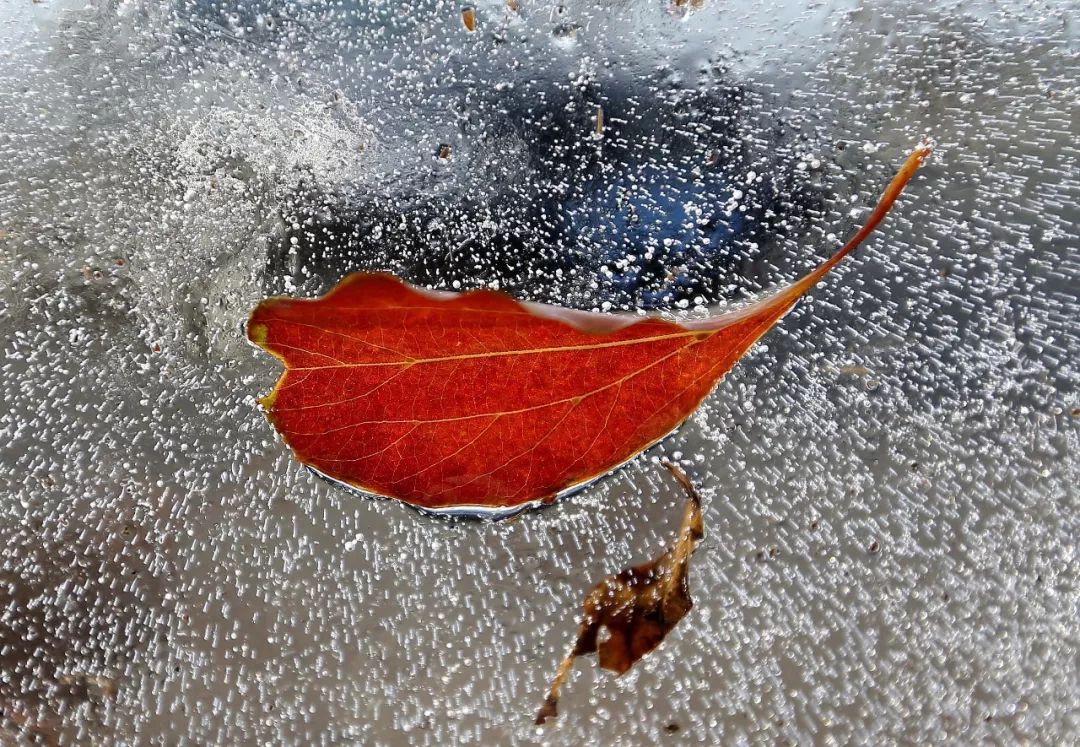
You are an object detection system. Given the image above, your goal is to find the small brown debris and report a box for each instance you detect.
[594,106,604,138]
[437,143,453,160]
[2,710,59,747]
[461,6,476,31]
[836,364,874,376]
[57,672,117,699]
[670,0,705,16]
[535,463,704,724]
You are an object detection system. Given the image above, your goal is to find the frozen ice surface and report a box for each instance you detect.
[1,0,1078,743]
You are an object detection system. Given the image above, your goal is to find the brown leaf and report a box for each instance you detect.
[536,462,704,724]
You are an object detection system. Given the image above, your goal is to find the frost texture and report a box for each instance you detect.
[1,0,1078,743]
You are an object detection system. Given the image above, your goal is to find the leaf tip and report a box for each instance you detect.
[661,461,701,509]
[906,137,935,175]
[535,696,558,725]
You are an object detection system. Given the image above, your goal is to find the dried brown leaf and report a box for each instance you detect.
[536,462,704,724]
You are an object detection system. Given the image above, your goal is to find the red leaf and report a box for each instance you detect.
[247,144,930,513]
